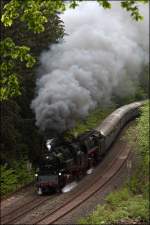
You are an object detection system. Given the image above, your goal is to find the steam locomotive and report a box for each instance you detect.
[35,101,144,195]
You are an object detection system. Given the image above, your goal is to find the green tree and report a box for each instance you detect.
[0,0,149,101]
[0,0,64,163]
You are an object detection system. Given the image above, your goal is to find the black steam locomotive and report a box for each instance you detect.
[35,101,144,195]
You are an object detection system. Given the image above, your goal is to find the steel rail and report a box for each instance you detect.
[1,194,57,224]
[36,144,131,224]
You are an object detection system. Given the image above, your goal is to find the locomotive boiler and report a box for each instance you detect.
[35,101,144,195]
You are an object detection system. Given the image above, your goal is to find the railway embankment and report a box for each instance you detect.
[1,125,133,224]
[1,102,148,224]
[79,101,149,224]
[0,160,35,200]
[1,106,114,199]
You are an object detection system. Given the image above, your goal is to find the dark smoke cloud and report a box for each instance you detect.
[31,2,149,133]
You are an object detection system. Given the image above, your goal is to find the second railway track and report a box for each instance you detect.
[1,194,57,224]
[1,140,131,225]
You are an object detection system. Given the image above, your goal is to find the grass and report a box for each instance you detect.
[79,101,149,224]
[80,189,149,224]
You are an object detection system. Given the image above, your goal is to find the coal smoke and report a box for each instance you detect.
[31,2,149,133]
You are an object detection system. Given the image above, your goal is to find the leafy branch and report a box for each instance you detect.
[0,38,35,101]
[121,0,149,21]
[1,0,148,101]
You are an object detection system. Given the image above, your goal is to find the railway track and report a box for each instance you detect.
[35,145,130,224]
[1,193,36,217]
[1,194,58,224]
[1,123,133,225]
[1,102,143,224]
[1,182,34,203]
[1,141,131,225]
[35,142,131,224]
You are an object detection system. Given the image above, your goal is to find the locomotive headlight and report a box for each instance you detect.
[35,173,38,177]
[58,172,62,176]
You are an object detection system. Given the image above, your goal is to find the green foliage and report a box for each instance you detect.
[136,102,149,157]
[13,160,34,184]
[1,160,34,196]
[79,189,149,224]
[0,74,21,101]
[1,0,148,101]
[126,196,149,220]
[64,106,115,140]
[79,101,149,224]
[106,187,131,207]
[128,102,149,195]
[1,0,65,33]
[121,0,149,21]
[97,0,111,9]
[1,0,65,101]
[0,38,36,101]
[1,0,64,164]
[69,0,80,9]
[0,165,18,195]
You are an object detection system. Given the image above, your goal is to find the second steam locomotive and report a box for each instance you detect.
[35,101,143,195]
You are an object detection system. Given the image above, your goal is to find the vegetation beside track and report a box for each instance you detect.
[79,101,149,224]
[1,102,148,198]
[1,160,34,197]
[1,106,115,197]
[1,0,149,200]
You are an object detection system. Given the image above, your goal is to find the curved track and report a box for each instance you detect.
[1,194,57,224]
[1,123,134,225]
[35,143,131,224]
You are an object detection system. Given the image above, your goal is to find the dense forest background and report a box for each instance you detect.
[1,0,65,165]
[1,0,149,168]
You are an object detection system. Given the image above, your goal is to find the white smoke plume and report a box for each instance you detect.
[31,1,149,134]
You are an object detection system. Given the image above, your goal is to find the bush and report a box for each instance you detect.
[12,160,34,185]
[79,192,149,224]
[0,165,18,195]
[129,102,149,195]
[106,187,131,207]
[1,160,34,196]
[137,102,149,157]
[126,196,149,221]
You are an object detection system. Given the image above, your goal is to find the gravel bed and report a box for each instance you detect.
[14,127,130,224]
[55,124,139,224]
[56,152,136,224]
[1,184,35,211]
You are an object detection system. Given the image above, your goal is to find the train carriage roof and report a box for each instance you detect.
[95,102,143,137]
